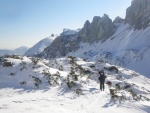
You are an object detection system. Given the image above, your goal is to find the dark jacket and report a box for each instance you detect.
[99,75,106,84]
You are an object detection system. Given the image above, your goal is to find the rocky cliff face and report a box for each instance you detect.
[125,0,150,29]
[38,0,150,59]
[38,34,80,59]
[113,16,124,23]
[79,14,115,43]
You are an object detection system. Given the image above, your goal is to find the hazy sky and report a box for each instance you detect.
[0,0,132,49]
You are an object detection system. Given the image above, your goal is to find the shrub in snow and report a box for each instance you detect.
[76,88,83,95]
[42,69,60,86]
[109,88,126,104]
[115,84,121,90]
[5,55,23,60]
[124,84,131,89]
[20,66,27,71]
[20,81,26,86]
[3,61,13,67]
[89,64,95,68]
[70,68,78,81]
[32,76,42,88]
[31,57,40,65]
[10,72,15,76]
[106,81,112,88]
[20,61,26,66]
[104,66,119,73]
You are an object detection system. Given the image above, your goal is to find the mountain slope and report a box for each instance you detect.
[25,36,56,56]
[39,0,150,78]
[0,55,150,113]
[69,23,150,78]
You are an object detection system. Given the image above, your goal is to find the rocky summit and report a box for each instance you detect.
[125,0,150,29]
[79,14,115,43]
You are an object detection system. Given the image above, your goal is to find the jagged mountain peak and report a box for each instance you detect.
[60,28,80,36]
[113,16,124,23]
[92,16,101,23]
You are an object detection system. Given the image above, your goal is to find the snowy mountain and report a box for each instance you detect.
[1,0,150,112]
[0,55,150,112]
[39,0,150,78]
[60,28,81,36]
[0,46,28,56]
[25,36,56,56]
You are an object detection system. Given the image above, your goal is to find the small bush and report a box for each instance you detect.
[76,88,83,95]
[3,61,13,67]
[20,81,26,86]
[10,73,15,76]
[124,84,131,89]
[115,84,121,90]
[5,55,23,60]
[67,81,76,89]
[104,66,119,73]
[32,76,42,88]
[31,57,40,65]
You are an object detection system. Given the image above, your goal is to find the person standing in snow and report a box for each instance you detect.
[98,70,106,91]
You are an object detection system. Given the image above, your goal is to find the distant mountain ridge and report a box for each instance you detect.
[0,46,28,56]
[25,36,56,56]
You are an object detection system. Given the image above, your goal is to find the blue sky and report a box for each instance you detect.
[0,0,132,49]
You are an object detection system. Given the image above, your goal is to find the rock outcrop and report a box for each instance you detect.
[125,0,150,29]
[79,14,115,43]
[113,16,124,23]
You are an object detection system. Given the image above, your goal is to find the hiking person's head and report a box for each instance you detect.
[99,70,104,76]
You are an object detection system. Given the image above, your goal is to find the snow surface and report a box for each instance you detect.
[0,56,150,113]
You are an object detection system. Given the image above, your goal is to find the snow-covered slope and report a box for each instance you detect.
[0,46,28,56]
[25,36,56,56]
[0,55,150,113]
[68,23,150,78]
